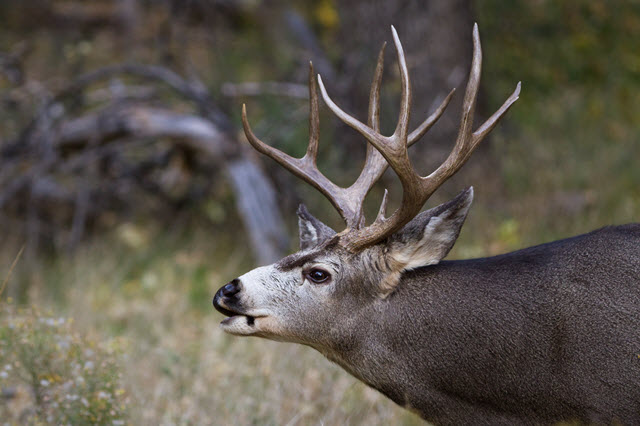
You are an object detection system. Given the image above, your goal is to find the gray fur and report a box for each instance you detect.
[214,193,640,425]
[386,188,474,272]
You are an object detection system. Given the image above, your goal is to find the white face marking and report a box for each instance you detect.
[218,264,278,336]
[217,252,343,341]
[235,264,277,311]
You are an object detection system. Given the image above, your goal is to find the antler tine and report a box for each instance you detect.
[472,81,520,146]
[346,42,389,229]
[317,75,384,148]
[368,42,386,131]
[421,23,482,184]
[376,189,389,222]
[242,104,302,171]
[319,26,428,166]
[427,23,521,183]
[242,64,358,225]
[306,62,320,161]
[408,88,455,146]
[391,26,411,141]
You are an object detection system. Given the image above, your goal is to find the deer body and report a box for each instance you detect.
[320,225,640,425]
[213,24,640,424]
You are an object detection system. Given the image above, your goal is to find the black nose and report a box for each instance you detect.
[221,278,241,297]
[213,278,242,314]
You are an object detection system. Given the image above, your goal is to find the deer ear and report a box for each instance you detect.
[386,187,474,272]
[297,204,337,250]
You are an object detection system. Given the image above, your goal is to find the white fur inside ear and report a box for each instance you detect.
[390,214,459,271]
[302,220,318,244]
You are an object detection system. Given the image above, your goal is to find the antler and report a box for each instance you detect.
[242,45,453,231]
[317,24,520,251]
[243,24,519,252]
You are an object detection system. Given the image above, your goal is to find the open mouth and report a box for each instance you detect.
[214,304,255,325]
[218,310,266,336]
[212,291,269,335]
[221,314,255,327]
[213,296,262,330]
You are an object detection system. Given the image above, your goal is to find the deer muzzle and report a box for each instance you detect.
[213,278,268,335]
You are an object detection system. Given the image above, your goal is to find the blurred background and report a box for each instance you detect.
[0,0,639,424]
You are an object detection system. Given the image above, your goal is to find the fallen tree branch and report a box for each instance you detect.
[3,64,290,263]
[54,104,226,155]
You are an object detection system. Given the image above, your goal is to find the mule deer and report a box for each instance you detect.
[213,25,640,425]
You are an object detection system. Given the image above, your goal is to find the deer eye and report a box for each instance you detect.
[306,268,330,284]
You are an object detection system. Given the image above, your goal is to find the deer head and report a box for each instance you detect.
[213,24,520,349]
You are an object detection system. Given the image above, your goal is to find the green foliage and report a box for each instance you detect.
[0,302,128,424]
[479,1,640,95]
[475,0,640,243]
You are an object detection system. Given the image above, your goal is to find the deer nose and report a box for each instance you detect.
[213,278,243,314]
[221,279,241,297]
